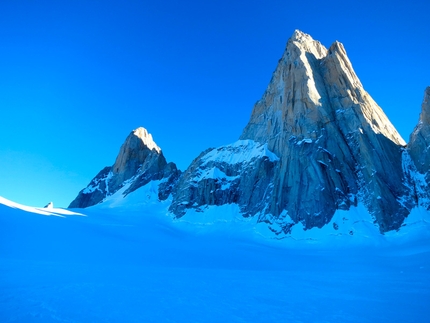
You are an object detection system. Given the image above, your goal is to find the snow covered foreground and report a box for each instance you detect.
[1,193,430,323]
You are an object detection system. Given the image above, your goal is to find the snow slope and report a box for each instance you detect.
[1,193,430,322]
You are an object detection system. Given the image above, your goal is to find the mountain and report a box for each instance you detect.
[170,30,421,233]
[69,127,180,208]
[70,30,429,235]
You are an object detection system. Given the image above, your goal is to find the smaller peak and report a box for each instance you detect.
[328,40,346,54]
[131,127,161,153]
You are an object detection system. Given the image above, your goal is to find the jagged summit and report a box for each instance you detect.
[241,30,405,147]
[132,127,161,153]
[69,127,180,208]
[289,29,328,58]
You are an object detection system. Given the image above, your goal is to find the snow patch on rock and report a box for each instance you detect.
[201,140,279,165]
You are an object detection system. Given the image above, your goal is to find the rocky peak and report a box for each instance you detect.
[325,41,362,89]
[289,30,328,59]
[69,127,180,208]
[241,30,405,149]
[323,42,405,146]
[223,30,412,232]
[135,127,161,153]
[111,127,165,186]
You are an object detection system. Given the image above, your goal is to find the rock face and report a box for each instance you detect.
[170,140,279,218]
[169,30,418,233]
[408,87,430,174]
[69,127,180,208]
[406,87,430,207]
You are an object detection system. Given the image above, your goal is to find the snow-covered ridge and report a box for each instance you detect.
[201,140,279,166]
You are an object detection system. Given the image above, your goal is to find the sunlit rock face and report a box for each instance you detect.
[171,30,416,233]
[69,127,180,208]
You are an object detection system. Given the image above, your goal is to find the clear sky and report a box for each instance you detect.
[0,0,429,207]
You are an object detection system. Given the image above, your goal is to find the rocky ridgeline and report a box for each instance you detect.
[70,31,430,234]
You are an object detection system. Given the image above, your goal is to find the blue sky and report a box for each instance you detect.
[0,0,429,207]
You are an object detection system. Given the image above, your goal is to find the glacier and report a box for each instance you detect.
[1,193,430,322]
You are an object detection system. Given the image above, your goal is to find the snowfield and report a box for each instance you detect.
[1,192,430,323]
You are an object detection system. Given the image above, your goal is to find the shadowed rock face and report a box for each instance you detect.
[407,87,430,207]
[69,127,180,208]
[409,87,430,174]
[169,140,279,221]
[170,30,418,233]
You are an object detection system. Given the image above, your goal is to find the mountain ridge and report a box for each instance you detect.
[69,30,430,235]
